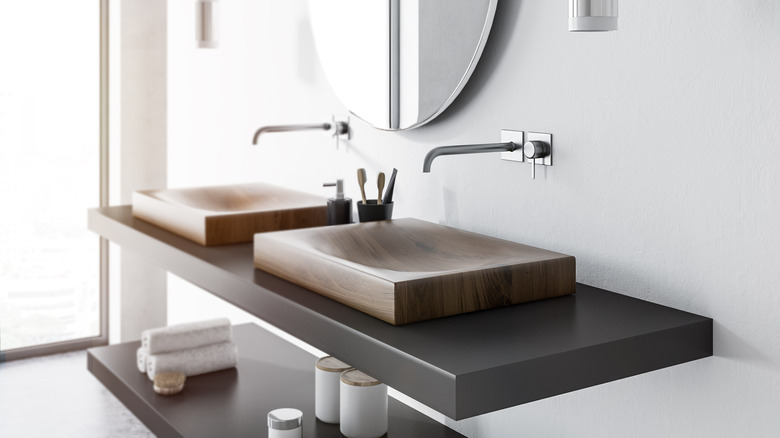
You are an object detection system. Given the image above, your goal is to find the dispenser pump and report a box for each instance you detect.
[323,179,345,199]
[334,179,345,200]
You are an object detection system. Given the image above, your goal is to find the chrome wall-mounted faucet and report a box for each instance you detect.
[423,130,553,179]
[252,116,350,148]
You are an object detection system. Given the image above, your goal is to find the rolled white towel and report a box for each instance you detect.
[137,347,148,373]
[146,341,238,381]
[141,318,232,355]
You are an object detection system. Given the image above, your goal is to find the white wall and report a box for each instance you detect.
[119,0,167,342]
[166,1,780,436]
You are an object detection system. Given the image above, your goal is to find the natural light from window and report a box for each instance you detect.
[0,1,100,350]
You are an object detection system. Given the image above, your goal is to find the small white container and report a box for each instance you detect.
[315,356,352,423]
[267,408,302,438]
[339,369,388,438]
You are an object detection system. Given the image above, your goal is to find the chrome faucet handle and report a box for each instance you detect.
[523,141,550,180]
[331,116,350,149]
[522,133,553,180]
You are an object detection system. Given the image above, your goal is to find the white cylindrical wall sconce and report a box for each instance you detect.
[569,0,618,32]
[196,0,219,48]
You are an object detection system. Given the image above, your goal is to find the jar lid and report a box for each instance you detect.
[267,408,302,430]
[315,356,351,373]
[340,369,382,387]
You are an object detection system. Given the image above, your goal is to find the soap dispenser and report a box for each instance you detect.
[323,179,352,225]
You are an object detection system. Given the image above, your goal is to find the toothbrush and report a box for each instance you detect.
[383,168,397,204]
[357,168,368,204]
[377,172,386,205]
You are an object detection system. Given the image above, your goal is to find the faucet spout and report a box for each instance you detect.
[252,123,331,145]
[422,142,518,172]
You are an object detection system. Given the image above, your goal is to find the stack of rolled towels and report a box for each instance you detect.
[136,318,238,381]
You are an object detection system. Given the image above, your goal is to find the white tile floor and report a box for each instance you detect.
[0,350,153,437]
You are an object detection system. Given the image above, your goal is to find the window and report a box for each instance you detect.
[0,1,106,357]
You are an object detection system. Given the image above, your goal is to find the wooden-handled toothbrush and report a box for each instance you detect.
[357,168,368,204]
[377,172,386,205]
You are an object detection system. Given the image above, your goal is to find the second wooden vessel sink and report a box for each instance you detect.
[253,218,576,325]
[132,183,327,246]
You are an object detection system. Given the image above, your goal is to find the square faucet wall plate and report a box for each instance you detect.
[501,130,553,167]
[500,130,525,162]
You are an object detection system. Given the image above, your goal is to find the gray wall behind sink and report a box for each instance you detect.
[123,1,780,436]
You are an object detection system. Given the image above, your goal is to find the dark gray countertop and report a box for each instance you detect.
[89,206,712,419]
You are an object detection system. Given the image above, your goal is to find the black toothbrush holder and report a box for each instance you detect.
[357,200,394,222]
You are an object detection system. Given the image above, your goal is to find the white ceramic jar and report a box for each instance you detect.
[315,356,352,423]
[267,408,302,438]
[339,369,388,438]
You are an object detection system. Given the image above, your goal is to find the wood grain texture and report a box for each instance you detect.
[132,183,327,246]
[253,218,575,325]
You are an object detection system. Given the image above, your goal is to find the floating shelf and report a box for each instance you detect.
[89,206,713,420]
[88,323,464,437]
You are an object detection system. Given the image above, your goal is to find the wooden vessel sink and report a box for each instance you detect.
[132,183,327,246]
[253,218,576,325]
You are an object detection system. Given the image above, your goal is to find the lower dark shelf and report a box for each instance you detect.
[88,323,464,438]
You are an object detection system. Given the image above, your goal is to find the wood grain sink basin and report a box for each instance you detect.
[253,218,575,325]
[132,183,327,246]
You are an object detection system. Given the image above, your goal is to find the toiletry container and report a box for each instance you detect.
[356,200,393,222]
[267,408,302,438]
[340,369,388,438]
[324,179,352,225]
[315,356,352,423]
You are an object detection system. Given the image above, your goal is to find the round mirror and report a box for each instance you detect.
[309,0,498,131]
